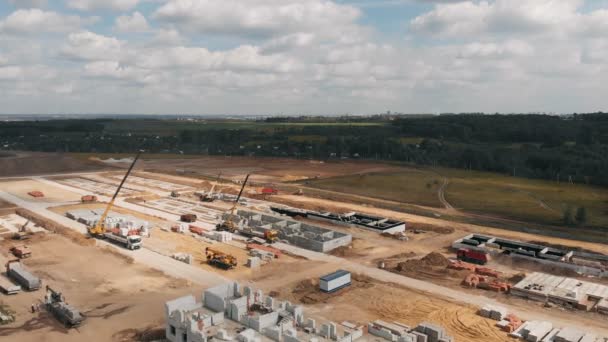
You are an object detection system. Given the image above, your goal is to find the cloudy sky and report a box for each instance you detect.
[0,0,607,115]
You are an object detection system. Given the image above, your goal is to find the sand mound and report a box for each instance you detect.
[396,252,449,272]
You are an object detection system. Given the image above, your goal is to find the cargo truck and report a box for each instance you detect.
[103,231,142,250]
[457,248,490,265]
[6,260,41,291]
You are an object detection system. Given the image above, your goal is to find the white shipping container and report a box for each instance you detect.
[320,270,351,293]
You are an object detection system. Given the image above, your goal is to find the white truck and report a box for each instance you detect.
[103,232,142,250]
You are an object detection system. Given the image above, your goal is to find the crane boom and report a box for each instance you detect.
[89,151,142,236]
[208,172,222,196]
[231,173,250,216]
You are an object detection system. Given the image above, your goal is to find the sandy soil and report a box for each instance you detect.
[144,229,303,279]
[0,152,107,177]
[0,179,82,203]
[269,275,510,342]
[137,156,401,183]
[0,233,193,342]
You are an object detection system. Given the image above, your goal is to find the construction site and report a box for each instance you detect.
[1,153,608,342]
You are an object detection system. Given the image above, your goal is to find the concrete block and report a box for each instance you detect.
[412,331,428,342]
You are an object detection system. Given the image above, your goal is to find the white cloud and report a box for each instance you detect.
[0,66,22,80]
[61,31,128,61]
[153,0,361,38]
[151,28,185,45]
[410,0,582,37]
[114,11,149,32]
[0,9,90,34]
[67,0,140,12]
[458,40,534,59]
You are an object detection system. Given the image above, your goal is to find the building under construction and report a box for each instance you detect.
[453,234,608,278]
[511,272,608,314]
[227,210,352,253]
[271,207,406,234]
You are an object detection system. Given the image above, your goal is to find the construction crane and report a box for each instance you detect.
[88,151,143,237]
[205,247,237,270]
[200,172,222,202]
[216,174,250,233]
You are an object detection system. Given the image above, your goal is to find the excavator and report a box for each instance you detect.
[199,172,222,202]
[88,151,142,238]
[205,247,237,270]
[215,174,279,243]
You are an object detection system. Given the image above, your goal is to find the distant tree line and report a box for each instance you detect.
[1,113,607,186]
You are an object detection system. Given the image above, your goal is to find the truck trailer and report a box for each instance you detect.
[0,275,21,295]
[457,248,490,265]
[103,232,142,250]
[6,260,41,291]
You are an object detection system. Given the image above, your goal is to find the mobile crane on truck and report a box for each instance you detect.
[205,247,237,270]
[88,151,143,251]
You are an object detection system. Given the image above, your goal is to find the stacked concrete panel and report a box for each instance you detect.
[479,304,507,321]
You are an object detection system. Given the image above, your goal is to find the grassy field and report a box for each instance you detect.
[305,169,443,208]
[306,166,608,230]
[442,168,608,228]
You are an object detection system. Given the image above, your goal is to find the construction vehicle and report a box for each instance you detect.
[9,245,32,259]
[103,229,142,250]
[81,195,97,203]
[457,248,490,265]
[12,220,31,241]
[180,214,197,223]
[205,247,237,270]
[216,174,250,233]
[88,151,142,242]
[239,228,279,244]
[6,259,40,291]
[44,286,84,327]
[199,173,222,202]
[170,191,180,198]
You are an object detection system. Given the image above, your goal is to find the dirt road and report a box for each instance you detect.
[438,177,455,211]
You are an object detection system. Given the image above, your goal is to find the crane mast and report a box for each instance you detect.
[88,151,143,237]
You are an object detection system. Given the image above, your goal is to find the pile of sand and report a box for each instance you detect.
[396,252,449,272]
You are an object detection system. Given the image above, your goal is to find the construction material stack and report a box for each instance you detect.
[44,286,84,327]
[6,260,40,291]
[80,195,97,203]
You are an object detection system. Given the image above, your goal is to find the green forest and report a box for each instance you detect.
[1,113,607,187]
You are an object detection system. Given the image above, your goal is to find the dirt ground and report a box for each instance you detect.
[144,229,304,279]
[270,274,510,342]
[135,156,401,183]
[0,179,82,203]
[0,233,194,342]
[0,152,107,177]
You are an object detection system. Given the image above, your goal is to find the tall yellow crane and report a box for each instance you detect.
[88,151,143,237]
[216,174,250,232]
